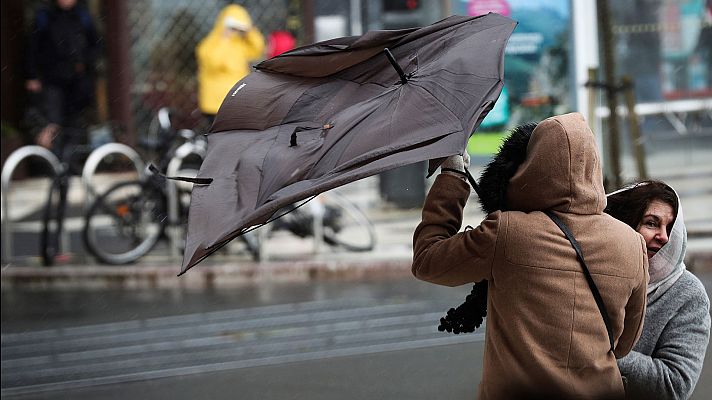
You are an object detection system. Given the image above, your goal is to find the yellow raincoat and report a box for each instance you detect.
[196,5,265,115]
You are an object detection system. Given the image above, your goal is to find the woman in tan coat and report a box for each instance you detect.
[412,112,649,399]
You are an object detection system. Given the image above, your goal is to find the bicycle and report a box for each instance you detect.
[40,145,90,266]
[262,189,376,255]
[82,108,260,265]
[40,121,125,266]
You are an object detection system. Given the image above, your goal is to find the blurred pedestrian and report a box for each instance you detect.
[196,4,265,125]
[267,30,296,58]
[25,0,99,160]
[412,112,648,399]
[606,180,711,400]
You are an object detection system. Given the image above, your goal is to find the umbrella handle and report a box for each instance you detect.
[383,48,408,85]
[463,166,484,200]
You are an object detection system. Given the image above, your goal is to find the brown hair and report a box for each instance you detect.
[605,180,678,231]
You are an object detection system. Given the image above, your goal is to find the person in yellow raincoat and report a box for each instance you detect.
[196,5,265,123]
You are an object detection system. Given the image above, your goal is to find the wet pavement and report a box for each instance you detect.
[1,277,483,399]
[2,273,712,399]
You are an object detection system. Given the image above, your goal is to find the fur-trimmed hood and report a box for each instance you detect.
[477,123,536,214]
[479,113,606,215]
[478,113,605,215]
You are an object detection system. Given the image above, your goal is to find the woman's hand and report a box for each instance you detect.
[36,123,59,149]
[440,152,471,180]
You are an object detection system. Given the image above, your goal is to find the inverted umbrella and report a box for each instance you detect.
[180,13,516,274]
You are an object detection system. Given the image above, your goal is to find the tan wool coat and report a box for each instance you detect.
[413,113,649,399]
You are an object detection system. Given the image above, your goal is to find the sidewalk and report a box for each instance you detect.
[2,160,712,290]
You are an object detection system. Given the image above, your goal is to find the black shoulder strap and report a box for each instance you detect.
[544,210,615,353]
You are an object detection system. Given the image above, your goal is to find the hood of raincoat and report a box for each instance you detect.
[506,112,606,215]
[209,5,253,35]
[607,182,687,301]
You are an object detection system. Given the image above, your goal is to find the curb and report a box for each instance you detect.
[1,258,414,290]
[3,248,712,290]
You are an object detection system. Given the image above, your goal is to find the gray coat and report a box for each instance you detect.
[618,271,710,399]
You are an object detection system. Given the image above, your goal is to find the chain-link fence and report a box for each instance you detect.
[126,0,294,135]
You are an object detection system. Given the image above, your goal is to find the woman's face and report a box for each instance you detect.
[636,199,675,259]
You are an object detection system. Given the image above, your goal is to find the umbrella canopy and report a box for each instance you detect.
[180,13,516,274]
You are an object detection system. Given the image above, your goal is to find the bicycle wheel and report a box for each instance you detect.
[40,175,68,266]
[319,191,376,252]
[83,180,166,265]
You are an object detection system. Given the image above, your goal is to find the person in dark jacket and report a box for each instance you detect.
[412,113,649,399]
[606,181,711,399]
[25,0,99,159]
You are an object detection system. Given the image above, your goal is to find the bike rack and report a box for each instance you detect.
[165,137,206,259]
[309,200,325,254]
[258,196,326,262]
[81,143,145,207]
[1,146,62,263]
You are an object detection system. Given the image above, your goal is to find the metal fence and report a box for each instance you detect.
[126,0,293,135]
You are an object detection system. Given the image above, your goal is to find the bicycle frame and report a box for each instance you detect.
[258,190,376,261]
[89,107,208,261]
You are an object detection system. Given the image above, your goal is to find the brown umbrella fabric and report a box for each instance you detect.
[180,13,516,274]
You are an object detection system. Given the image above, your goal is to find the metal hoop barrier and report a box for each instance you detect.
[1,146,62,263]
[165,139,206,259]
[81,143,145,207]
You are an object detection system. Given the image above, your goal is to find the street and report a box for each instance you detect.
[2,278,484,399]
[3,274,712,400]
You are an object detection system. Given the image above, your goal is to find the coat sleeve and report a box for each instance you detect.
[24,9,48,80]
[197,38,234,73]
[80,8,101,71]
[412,174,500,287]
[197,31,265,74]
[617,283,711,400]
[242,28,266,60]
[614,237,649,358]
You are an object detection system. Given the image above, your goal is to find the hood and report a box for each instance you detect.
[209,5,253,36]
[649,191,687,284]
[506,112,606,215]
[477,123,536,214]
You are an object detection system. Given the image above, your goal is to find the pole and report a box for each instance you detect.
[302,0,315,44]
[587,68,598,134]
[105,0,134,145]
[596,0,622,190]
[621,75,648,180]
[573,0,600,126]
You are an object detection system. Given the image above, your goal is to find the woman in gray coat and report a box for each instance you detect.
[606,181,711,399]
